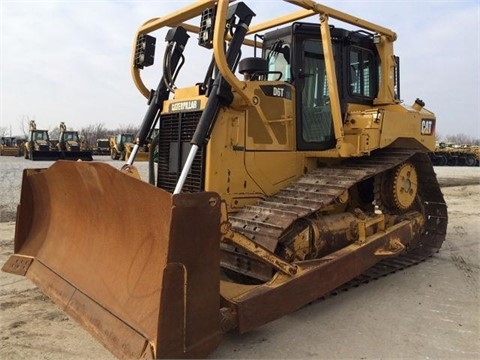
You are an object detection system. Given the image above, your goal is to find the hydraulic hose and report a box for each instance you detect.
[174,3,256,194]
[127,26,190,166]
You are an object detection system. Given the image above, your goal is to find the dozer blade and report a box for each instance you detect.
[2,161,223,359]
[61,150,94,161]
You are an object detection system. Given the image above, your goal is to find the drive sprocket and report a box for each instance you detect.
[375,161,418,213]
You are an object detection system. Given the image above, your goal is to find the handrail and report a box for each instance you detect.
[285,0,397,40]
[131,0,397,105]
[131,0,220,98]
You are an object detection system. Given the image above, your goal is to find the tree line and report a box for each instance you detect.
[436,133,480,146]
[72,123,140,146]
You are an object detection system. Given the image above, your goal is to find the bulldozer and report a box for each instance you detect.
[2,1,448,359]
[56,122,93,161]
[23,120,61,160]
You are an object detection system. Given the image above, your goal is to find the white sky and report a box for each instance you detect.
[1,0,479,139]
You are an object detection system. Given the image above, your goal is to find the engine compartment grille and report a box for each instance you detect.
[157,111,205,193]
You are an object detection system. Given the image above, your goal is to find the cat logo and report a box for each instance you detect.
[169,100,201,113]
[420,119,435,135]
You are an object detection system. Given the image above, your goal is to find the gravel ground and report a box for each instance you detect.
[0,156,479,359]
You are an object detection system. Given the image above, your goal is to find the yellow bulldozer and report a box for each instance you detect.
[3,1,447,359]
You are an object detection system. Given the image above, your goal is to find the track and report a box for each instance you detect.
[223,148,448,282]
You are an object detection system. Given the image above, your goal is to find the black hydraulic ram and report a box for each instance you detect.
[174,2,255,194]
[126,26,190,166]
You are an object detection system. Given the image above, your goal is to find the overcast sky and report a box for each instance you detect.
[1,0,479,139]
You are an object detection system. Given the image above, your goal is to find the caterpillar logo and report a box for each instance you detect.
[421,119,435,135]
[169,100,201,113]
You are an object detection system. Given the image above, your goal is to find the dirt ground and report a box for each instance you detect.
[0,157,479,359]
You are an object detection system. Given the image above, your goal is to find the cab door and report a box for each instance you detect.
[294,36,336,151]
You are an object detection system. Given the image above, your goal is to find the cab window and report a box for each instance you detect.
[301,39,333,144]
[349,47,375,98]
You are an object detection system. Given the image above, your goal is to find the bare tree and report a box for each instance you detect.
[49,127,61,140]
[17,115,32,137]
[0,127,7,137]
[112,124,140,135]
[444,133,477,145]
[80,122,109,145]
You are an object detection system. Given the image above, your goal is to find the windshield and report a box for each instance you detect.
[123,134,134,143]
[64,132,79,142]
[34,131,48,141]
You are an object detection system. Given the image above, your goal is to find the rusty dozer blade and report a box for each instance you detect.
[2,161,223,359]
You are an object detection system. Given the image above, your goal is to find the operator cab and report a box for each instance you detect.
[61,131,80,142]
[118,134,134,145]
[31,131,49,142]
[261,23,395,151]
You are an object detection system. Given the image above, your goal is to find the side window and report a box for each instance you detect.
[266,43,291,82]
[349,47,375,98]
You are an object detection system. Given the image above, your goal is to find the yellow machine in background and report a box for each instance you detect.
[125,128,159,162]
[109,133,134,160]
[0,136,24,157]
[3,1,447,359]
[56,122,93,161]
[23,120,61,160]
[125,141,149,161]
[430,142,479,166]
[93,138,111,155]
